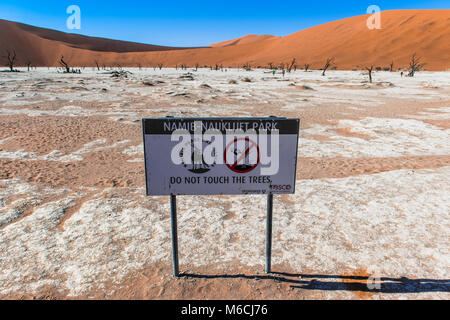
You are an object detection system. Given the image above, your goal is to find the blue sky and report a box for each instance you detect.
[0,0,448,46]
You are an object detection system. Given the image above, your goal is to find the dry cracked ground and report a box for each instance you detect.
[0,68,449,300]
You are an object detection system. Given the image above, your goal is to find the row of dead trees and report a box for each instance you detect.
[2,49,427,78]
[88,53,428,79]
[0,50,76,73]
[266,58,334,75]
[364,54,425,82]
[267,54,425,81]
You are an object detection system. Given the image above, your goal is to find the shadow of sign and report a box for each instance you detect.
[181,272,450,294]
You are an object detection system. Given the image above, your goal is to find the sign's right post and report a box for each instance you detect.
[266,193,273,274]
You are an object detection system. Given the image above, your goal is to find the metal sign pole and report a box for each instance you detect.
[170,194,180,277]
[266,193,273,274]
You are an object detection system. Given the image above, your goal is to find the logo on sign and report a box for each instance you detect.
[179,138,215,174]
[224,138,260,174]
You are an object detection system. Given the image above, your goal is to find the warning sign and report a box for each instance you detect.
[142,117,300,196]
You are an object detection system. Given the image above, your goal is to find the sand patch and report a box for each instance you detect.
[301,118,450,158]
[297,155,450,179]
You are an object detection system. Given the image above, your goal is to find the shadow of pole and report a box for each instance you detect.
[181,272,450,294]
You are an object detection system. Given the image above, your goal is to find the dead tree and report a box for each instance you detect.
[195,63,199,71]
[59,56,70,73]
[408,53,425,77]
[26,61,32,72]
[322,57,334,76]
[287,58,296,73]
[138,63,142,70]
[365,65,374,83]
[304,63,310,72]
[268,62,274,70]
[157,63,163,70]
[3,49,17,72]
[94,60,100,71]
[389,61,394,72]
[243,62,251,71]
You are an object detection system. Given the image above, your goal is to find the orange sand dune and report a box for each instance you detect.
[0,10,449,70]
[8,20,203,52]
[210,34,281,47]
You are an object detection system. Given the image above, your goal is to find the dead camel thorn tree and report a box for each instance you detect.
[390,60,395,72]
[304,63,310,72]
[59,56,70,73]
[287,58,296,73]
[322,57,335,76]
[408,53,425,77]
[3,49,17,72]
[365,65,374,83]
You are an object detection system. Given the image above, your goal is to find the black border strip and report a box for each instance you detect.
[143,117,299,135]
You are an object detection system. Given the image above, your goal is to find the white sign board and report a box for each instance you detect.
[142,117,300,196]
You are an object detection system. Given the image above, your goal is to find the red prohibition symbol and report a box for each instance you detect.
[224,138,260,174]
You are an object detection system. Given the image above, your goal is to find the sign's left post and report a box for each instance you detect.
[170,194,180,277]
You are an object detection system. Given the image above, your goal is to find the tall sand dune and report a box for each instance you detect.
[210,34,281,47]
